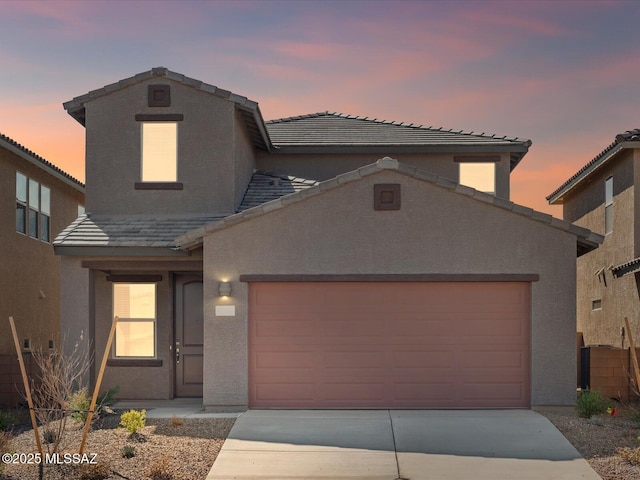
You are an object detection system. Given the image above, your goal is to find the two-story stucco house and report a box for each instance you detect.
[548,130,640,348]
[55,67,601,409]
[0,133,84,406]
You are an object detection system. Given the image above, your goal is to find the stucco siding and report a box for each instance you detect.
[0,148,84,355]
[564,151,636,346]
[233,110,256,210]
[84,78,237,215]
[256,152,512,199]
[202,169,577,407]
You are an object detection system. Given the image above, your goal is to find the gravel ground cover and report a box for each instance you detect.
[4,406,640,480]
[537,405,640,480]
[0,411,234,480]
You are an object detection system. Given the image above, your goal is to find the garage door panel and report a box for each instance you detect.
[249,282,530,408]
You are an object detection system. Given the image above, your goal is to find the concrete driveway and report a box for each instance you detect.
[207,409,601,480]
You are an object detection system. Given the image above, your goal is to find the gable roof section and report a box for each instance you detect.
[238,171,319,211]
[177,157,602,254]
[0,133,84,192]
[547,129,640,204]
[63,67,272,151]
[266,112,531,170]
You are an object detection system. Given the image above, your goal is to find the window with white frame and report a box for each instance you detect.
[16,172,50,242]
[459,162,496,194]
[141,122,177,182]
[113,283,156,357]
[605,176,613,234]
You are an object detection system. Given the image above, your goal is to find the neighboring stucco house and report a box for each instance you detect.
[55,67,600,409]
[548,130,640,348]
[0,134,84,405]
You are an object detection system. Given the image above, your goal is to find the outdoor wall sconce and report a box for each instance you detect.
[218,281,232,297]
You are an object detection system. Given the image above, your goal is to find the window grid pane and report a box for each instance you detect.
[28,179,39,209]
[16,173,27,202]
[16,204,26,234]
[41,186,50,215]
[41,215,50,243]
[29,210,38,239]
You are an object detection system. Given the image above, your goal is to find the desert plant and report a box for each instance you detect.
[0,410,17,431]
[576,389,614,418]
[171,415,184,427]
[97,385,120,413]
[78,462,111,480]
[619,446,640,465]
[0,431,11,474]
[148,457,174,480]
[28,333,92,454]
[42,428,57,444]
[121,444,136,458]
[120,409,146,435]
[69,387,91,423]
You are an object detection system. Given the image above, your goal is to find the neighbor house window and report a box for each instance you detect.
[141,122,177,182]
[16,172,27,234]
[592,299,602,311]
[605,176,613,234]
[113,283,156,357]
[16,173,50,242]
[459,163,495,194]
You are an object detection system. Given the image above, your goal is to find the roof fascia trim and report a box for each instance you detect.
[270,144,528,155]
[54,246,189,257]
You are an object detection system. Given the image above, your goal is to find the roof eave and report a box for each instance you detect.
[53,245,189,257]
[270,143,529,156]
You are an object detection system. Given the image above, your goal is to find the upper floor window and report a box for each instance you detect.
[141,122,177,182]
[459,162,495,194]
[605,176,613,234]
[16,172,50,242]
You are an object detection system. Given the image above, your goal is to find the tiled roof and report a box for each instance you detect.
[266,112,530,146]
[177,157,603,254]
[547,129,640,204]
[0,133,84,192]
[63,67,272,151]
[612,257,640,278]
[238,171,319,211]
[54,214,224,248]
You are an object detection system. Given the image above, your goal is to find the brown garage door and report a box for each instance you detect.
[249,282,530,408]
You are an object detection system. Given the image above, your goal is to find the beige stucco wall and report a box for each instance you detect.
[563,150,637,346]
[0,148,84,355]
[256,151,511,199]
[202,168,577,407]
[84,78,246,216]
[233,110,257,210]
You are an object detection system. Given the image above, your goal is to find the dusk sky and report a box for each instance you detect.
[2,0,639,215]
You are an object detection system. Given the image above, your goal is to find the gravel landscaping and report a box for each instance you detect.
[3,405,640,480]
[537,405,640,480]
[0,412,234,480]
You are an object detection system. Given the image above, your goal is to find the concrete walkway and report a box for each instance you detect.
[114,399,241,419]
[207,409,601,480]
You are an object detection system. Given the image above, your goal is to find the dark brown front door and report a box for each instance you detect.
[175,274,203,397]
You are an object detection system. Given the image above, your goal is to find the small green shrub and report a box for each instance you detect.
[0,411,17,431]
[119,409,146,435]
[97,385,120,412]
[69,387,91,423]
[619,446,640,465]
[576,390,613,418]
[148,457,174,480]
[121,445,136,458]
